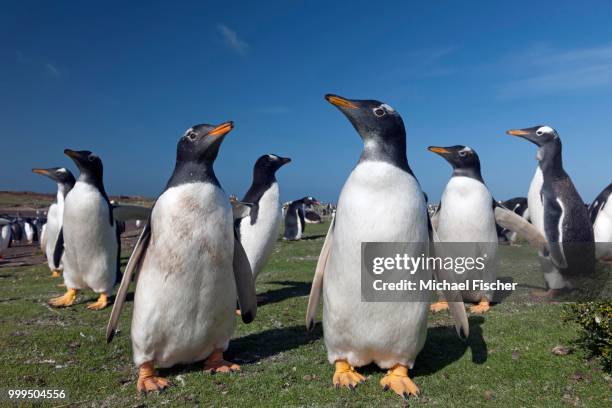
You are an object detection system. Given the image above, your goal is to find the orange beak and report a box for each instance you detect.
[325,95,358,109]
[428,147,450,154]
[32,168,51,175]
[208,121,234,137]
[506,129,530,136]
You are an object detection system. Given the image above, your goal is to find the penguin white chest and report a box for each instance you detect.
[44,203,62,271]
[323,161,430,369]
[62,182,117,293]
[528,167,545,234]
[594,200,612,259]
[131,182,236,368]
[239,183,281,278]
[437,176,497,242]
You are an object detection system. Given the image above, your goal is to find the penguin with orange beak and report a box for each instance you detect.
[107,121,257,393]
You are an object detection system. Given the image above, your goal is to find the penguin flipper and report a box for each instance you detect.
[233,236,257,323]
[112,204,152,222]
[493,206,549,254]
[230,199,253,220]
[106,220,151,343]
[52,228,64,269]
[305,215,335,331]
[0,217,10,226]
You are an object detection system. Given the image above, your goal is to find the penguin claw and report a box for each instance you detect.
[204,349,240,374]
[379,364,419,399]
[48,289,77,307]
[430,301,449,313]
[469,299,490,314]
[332,360,365,390]
[137,376,170,393]
[86,293,108,310]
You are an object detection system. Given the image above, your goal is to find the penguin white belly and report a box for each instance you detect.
[528,167,544,234]
[437,177,498,302]
[295,209,303,239]
[131,183,236,368]
[62,182,117,293]
[323,161,430,369]
[24,223,34,242]
[528,167,565,289]
[239,183,281,279]
[0,225,11,251]
[594,202,612,259]
[39,223,47,252]
[44,204,62,271]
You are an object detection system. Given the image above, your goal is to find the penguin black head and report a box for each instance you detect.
[253,154,291,180]
[177,121,234,164]
[427,145,483,182]
[302,196,320,206]
[325,93,410,171]
[32,167,76,187]
[325,94,405,142]
[64,149,104,186]
[506,125,559,147]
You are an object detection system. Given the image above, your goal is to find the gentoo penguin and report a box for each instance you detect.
[283,196,319,240]
[588,182,612,261]
[234,154,291,281]
[48,150,119,310]
[506,126,595,296]
[427,145,498,314]
[106,121,257,393]
[306,94,469,399]
[32,168,76,277]
[10,219,23,244]
[0,223,12,252]
[499,197,529,243]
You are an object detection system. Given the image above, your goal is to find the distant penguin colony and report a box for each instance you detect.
[427,145,498,314]
[506,126,595,297]
[283,196,319,240]
[6,92,609,402]
[32,167,76,277]
[589,182,612,261]
[234,154,291,281]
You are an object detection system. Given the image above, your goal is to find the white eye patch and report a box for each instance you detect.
[459,146,473,153]
[536,125,555,136]
[268,154,279,160]
[380,103,395,112]
[184,127,194,137]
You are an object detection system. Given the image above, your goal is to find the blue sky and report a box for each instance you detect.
[1,1,611,203]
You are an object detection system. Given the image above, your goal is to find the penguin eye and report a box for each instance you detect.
[458,151,467,157]
[88,155,96,162]
[536,130,543,136]
[373,108,386,117]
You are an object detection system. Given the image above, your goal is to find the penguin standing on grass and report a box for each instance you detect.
[506,126,595,297]
[106,121,256,393]
[32,167,76,277]
[588,182,612,261]
[427,145,498,314]
[48,150,119,310]
[235,154,291,281]
[283,196,319,240]
[306,94,469,400]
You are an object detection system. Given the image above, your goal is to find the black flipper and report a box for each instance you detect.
[52,228,64,269]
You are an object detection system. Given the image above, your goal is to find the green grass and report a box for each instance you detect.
[1,221,610,407]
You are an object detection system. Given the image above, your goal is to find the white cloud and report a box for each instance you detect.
[45,63,60,78]
[499,44,612,99]
[218,24,248,55]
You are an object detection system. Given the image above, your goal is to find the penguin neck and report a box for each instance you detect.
[79,173,109,200]
[242,171,276,204]
[359,136,413,175]
[452,165,484,184]
[167,160,220,189]
[537,142,565,179]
